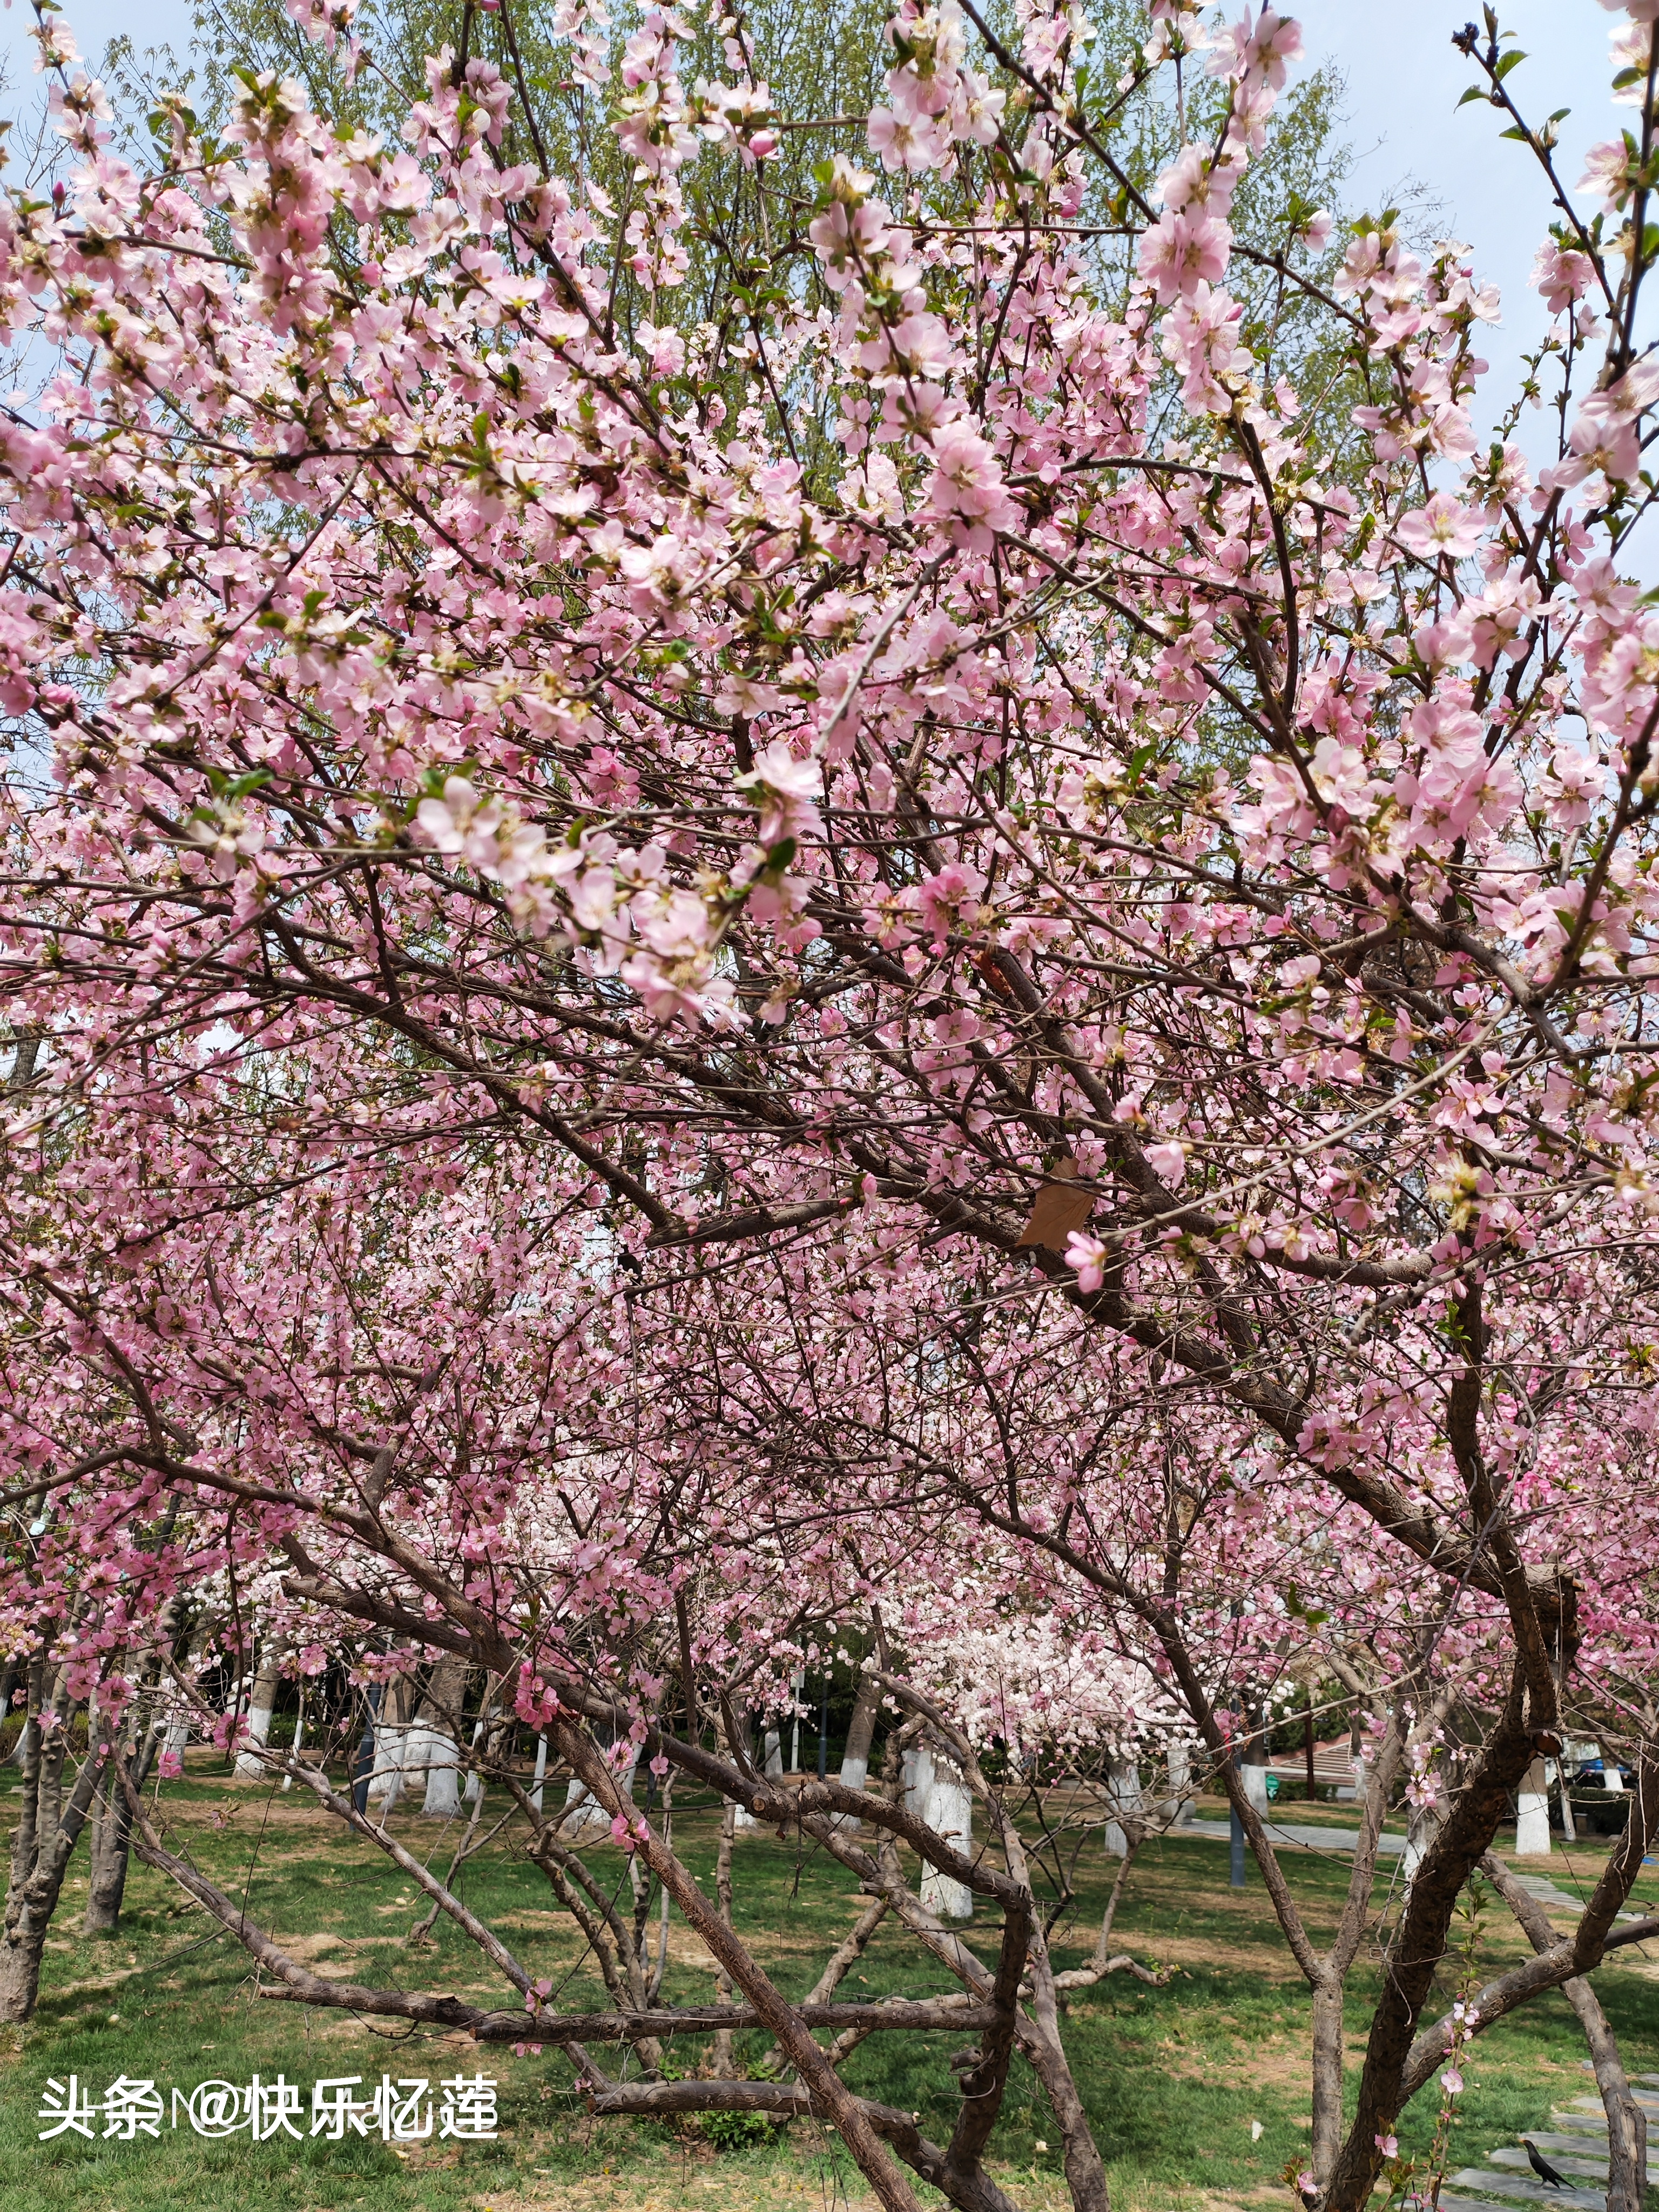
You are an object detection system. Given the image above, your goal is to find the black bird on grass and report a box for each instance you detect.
[1522,2139,1569,2188]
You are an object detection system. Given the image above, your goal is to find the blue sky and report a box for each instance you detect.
[0,0,1636,443]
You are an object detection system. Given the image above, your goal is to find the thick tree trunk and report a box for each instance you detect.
[1103,1754,1141,1857]
[919,1744,973,1921]
[1324,1684,1536,2212]
[367,1676,414,1811]
[836,1668,882,1827]
[416,1658,469,1817]
[234,1643,284,1778]
[1515,1754,1552,1854]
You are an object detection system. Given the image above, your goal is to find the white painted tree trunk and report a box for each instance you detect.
[1165,1739,1195,1824]
[1515,1755,1552,1854]
[463,1709,493,1803]
[368,1724,408,1811]
[834,1668,881,1831]
[411,1658,468,1817]
[281,1691,305,1794]
[401,1721,435,1794]
[919,1745,973,1921]
[902,1742,926,1817]
[1402,1800,1439,1884]
[763,1728,784,1779]
[1600,1747,1626,1791]
[561,1747,638,1837]
[1240,1759,1271,1815]
[367,1680,415,1812]
[529,1735,547,1813]
[233,1647,283,1778]
[423,1727,462,1816]
[732,1715,766,1831]
[1104,1755,1141,1856]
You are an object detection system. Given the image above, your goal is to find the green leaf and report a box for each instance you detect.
[1500,124,1530,141]
[1494,47,1526,79]
[1456,84,1487,108]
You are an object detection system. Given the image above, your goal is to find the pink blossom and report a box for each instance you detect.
[1394,494,1483,561]
[1065,1231,1109,1291]
[1532,240,1595,314]
[1138,209,1233,304]
[925,421,1016,542]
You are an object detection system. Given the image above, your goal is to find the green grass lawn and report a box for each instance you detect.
[3,1765,1657,2212]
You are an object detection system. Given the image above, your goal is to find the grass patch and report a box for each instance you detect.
[3,1766,1657,2210]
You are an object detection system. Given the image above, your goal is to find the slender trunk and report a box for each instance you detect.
[37,1667,73,1843]
[805,1891,890,2004]
[1165,1737,1194,1823]
[1,1704,106,2022]
[648,1779,673,2004]
[9,1658,44,1893]
[1482,1851,1645,2212]
[1311,1981,1345,2185]
[84,1758,125,1934]
[282,1688,305,1793]
[712,1797,736,2078]
[83,1704,163,1940]
[1567,1976,1645,2212]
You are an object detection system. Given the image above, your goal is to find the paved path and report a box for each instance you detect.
[1440,2083,1659,2212]
[1184,1817,1406,1856]
[1180,1821,1644,1919]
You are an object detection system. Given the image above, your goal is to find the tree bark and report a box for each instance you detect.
[1324,1675,1536,2212]
[837,1666,882,1827]
[712,1796,737,2078]
[1,1685,106,2021]
[552,1718,928,2212]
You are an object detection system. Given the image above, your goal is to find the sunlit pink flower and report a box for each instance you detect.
[1394,494,1483,561]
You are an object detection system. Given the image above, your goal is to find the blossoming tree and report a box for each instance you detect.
[7,0,1659,2204]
